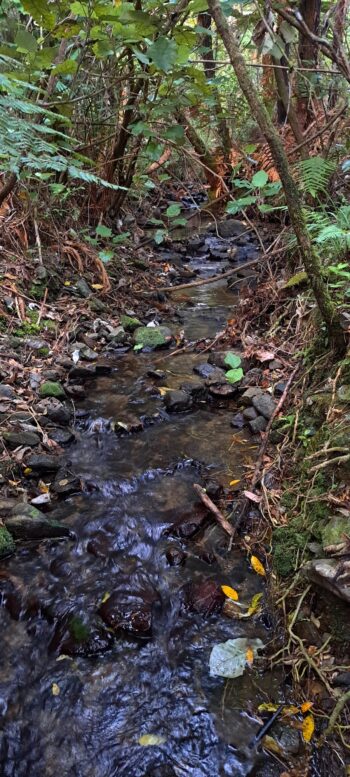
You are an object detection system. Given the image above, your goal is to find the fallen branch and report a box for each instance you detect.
[322,688,350,740]
[193,483,235,537]
[309,452,350,474]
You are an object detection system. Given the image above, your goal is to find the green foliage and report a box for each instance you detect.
[294,156,337,199]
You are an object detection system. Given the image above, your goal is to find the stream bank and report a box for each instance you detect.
[0,216,346,775]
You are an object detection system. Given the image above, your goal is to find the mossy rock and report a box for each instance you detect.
[121,315,142,332]
[273,525,310,577]
[0,525,15,558]
[133,326,173,350]
[337,385,350,403]
[5,504,70,540]
[39,381,66,399]
[322,516,350,549]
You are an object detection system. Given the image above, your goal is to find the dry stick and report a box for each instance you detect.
[322,688,350,740]
[193,483,235,538]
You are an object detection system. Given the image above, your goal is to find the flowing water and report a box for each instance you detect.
[0,230,293,776]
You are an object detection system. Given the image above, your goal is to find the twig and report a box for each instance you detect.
[309,453,350,474]
[322,690,350,740]
[193,483,235,537]
[34,218,43,265]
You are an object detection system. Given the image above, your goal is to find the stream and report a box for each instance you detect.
[0,224,298,776]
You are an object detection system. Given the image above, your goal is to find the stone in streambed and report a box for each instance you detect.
[46,402,72,426]
[241,387,264,406]
[0,384,16,400]
[4,504,70,540]
[218,219,246,238]
[249,416,268,434]
[26,454,61,472]
[98,585,158,637]
[209,383,237,398]
[69,366,96,380]
[252,393,276,419]
[39,381,66,399]
[0,526,15,558]
[3,430,40,448]
[242,407,258,421]
[49,613,113,656]
[147,368,166,381]
[303,558,350,604]
[165,504,209,538]
[194,362,219,379]
[133,326,173,350]
[164,390,192,413]
[166,546,186,566]
[121,314,142,332]
[48,428,75,446]
[185,578,224,615]
[231,412,245,429]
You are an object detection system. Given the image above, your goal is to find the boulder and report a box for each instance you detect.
[26,454,61,472]
[3,430,40,449]
[133,326,173,350]
[303,558,350,604]
[4,504,70,540]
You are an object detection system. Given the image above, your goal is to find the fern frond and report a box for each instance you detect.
[294,156,336,198]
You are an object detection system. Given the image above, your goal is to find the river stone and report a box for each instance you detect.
[205,368,227,386]
[50,614,114,656]
[185,578,224,615]
[98,586,158,637]
[322,516,350,549]
[3,430,41,449]
[252,393,276,419]
[46,402,72,426]
[133,326,173,350]
[76,277,92,298]
[48,428,75,446]
[165,504,209,538]
[209,383,237,398]
[303,558,350,604]
[26,454,61,472]
[231,412,245,429]
[194,362,218,379]
[249,416,268,434]
[164,390,192,413]
[166,546,186,566]
[218,219,246,238]
[39,381,66,399]
[121,314,142,331]
[240,368,263,388]
[0,384,16,399]
[106,326,128,343]
[69,366,96,381]
[0,525,15,558]
[5,504,70,540]
[241,387,264,406]
[242,407,258,421]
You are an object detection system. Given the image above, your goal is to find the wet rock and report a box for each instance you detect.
[205,368,227,386]
[76,277,92,298]
[242,407,258,421]
[252,393,276,419]
[166,504,208,538]
[249,416,268,434]
[231,412,245,429]
[121,314,142,332]
[4,504,70,540]
[209,383,237,398]
[240,368,263,388]
[180,381,207,400]
[80,345,98,361]
[87,532,113,558]
[274,381,287,397]
[194,362,218,379]
[294,618,322,647]
[52,472,81,496]
[0,525,15,558]
[98,584,158,637]
[3,430,41,448]
[322,516,350,549]
[166,546,186,566]
[39,381,66,399]
[26,454,61,472]
[0,384,16,399]
[46,402,72,426]
[133,325,173,350]
[106,326,128,343]
[50,614,114,656]
[333,672,350,687]
[48,428,75,446]
[276,726,301,755]
[303,558,350,604]
[147,368,166,381]
[66,384,86,399]
[218,219,246,238]
[185,578,224,615]
[164,390,192,413]
[241,387,264,406]
[69,365,96,381]
[187,236,205,252]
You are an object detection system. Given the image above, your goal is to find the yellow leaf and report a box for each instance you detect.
[302,714,315,742]
[229,479,240,486]
[23,467,32,476]
[8,480,20,487]
[138,734,166,746]
[101,592,110,604]
[64,281,71,286]
[221,585,239,601]
[262,735,283,755]
[158,387,171,396]
[251,555,266,577]
[247,592,263,616]
[91,284,104,290]
[51,682,60,696]
[301,701,313,714]
[38,480,49,493]
[258,703,279,713]
[246,646,254,667]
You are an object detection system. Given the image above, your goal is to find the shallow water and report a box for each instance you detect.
[0,228,289,776]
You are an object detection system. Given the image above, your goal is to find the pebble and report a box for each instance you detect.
[164,390,192,413]
[249,416,268,434]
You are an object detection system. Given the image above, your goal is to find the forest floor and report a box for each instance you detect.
[0,196,350,773]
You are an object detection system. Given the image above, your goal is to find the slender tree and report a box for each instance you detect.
[208,0,344,353]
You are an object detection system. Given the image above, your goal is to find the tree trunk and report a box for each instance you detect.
[197,12,232,159]
[208,0,344,353]
[297,0,321,124]
[272,55,308,157]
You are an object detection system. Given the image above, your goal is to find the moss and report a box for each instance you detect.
[68,616,90,643]
[0,526,15,558]
[29,284,45,300]
[39,381,66,399]
[121,314,142,332]
[273,524,310,577]
[38,347,50,357]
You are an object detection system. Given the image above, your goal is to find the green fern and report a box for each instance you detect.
[294,156,336,199]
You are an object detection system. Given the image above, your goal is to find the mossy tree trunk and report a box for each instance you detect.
[208,0,344,354]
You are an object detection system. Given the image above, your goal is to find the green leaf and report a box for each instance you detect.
[252,170,269,188]
[148,37,178,73]
[15,30,38,53]
[53,60,78,75]
[224,352,241,370]
[166,203,181,217]
[22,0,56,27]
[225,367,243,384]
[226,196,256,215]
[164,125,185,144]
[98,249,113,263]
[154,229,167,245]
[96,224,112,238]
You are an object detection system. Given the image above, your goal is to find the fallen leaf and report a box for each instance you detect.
[23,467,32,475]
[209,637,264,678]
[246,646,254,667]
[258,702,299,715]
[262,735,284,755]
[51,682,60,696]
[101,592,110,604]
[38,480,49,493]
[221,585,239,601]
[138,734,166,746]
[247,592,263,616]
[229,479,240,486]
[255,349,275,362]
[158,386,171,396]
[300,701,313,714]
[243,490,261,504]
[91,284,104,290]
[302,714,315,742]
[250,555,266,577]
